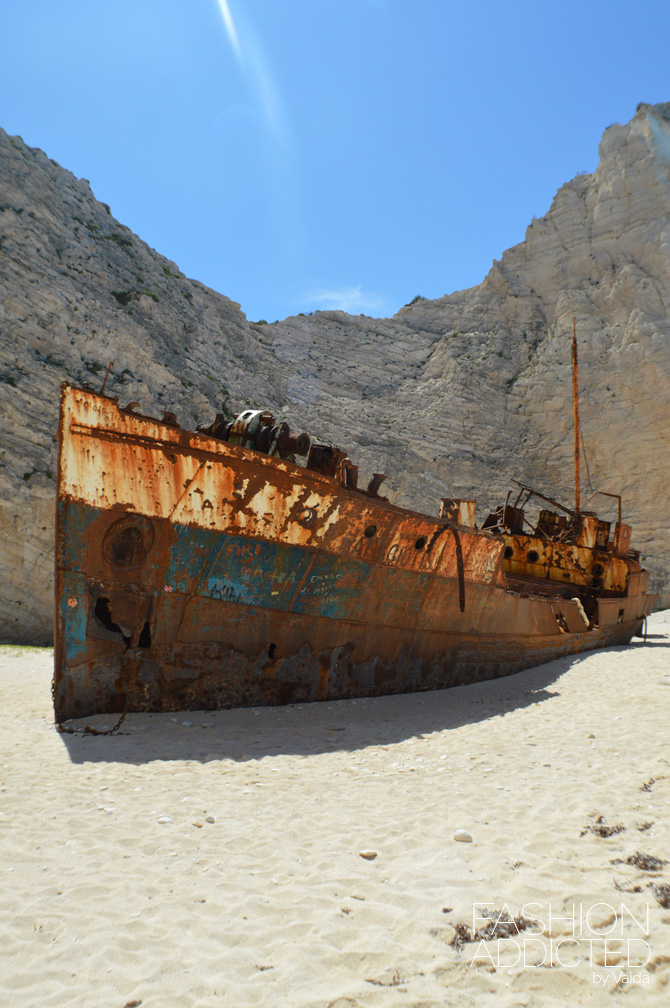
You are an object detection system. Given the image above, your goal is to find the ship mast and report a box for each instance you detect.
[572,317,580,515]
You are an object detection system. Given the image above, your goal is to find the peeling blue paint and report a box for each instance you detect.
[59,570,88,664]
[57,500,428,662]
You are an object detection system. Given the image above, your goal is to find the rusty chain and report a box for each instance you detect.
[54,690,129,736]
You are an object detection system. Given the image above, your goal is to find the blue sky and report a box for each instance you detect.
[2,0,669,322]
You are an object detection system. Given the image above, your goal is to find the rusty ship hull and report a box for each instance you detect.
[53,385,657,722]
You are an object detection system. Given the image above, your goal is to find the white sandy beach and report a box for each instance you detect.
[2,613,670,1008]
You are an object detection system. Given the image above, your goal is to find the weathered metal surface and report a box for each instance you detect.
[439,498,476,528]
[54,384,657,721]
[58,390,506,587]
[501,531,630,593]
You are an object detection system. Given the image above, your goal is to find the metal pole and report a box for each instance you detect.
[572,318,580,515]
[100,360,114,395]
[592,490,622,525]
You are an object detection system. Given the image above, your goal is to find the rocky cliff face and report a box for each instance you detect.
[0,130,285,642]
[2,103,670,642]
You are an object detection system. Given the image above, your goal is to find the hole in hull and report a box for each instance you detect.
[94,597,131,648]
[555,613,569,633]
[138,621,152,649]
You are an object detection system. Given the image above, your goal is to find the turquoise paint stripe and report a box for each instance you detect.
[169,527,404,621]
[57,499,96,572]
[59,570,88,663]
[164,522,216,592]
[58,501,427,630]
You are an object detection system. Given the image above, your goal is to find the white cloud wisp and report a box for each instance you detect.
[307,285,386,315]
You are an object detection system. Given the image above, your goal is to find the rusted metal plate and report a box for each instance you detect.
[53,384,654,721]
[439,498,476,527]
[501,533,629,593]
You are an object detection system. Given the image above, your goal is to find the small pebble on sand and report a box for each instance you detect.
[157,816,172,824]
[454,829,473,843]
[359,850,377,860]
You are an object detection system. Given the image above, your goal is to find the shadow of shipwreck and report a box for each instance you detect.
[55,645,619,766]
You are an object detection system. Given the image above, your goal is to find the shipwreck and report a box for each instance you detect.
[53,344,657,721]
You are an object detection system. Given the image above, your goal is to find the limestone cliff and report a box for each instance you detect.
[0,130,282,642]
[2,102,669,643]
